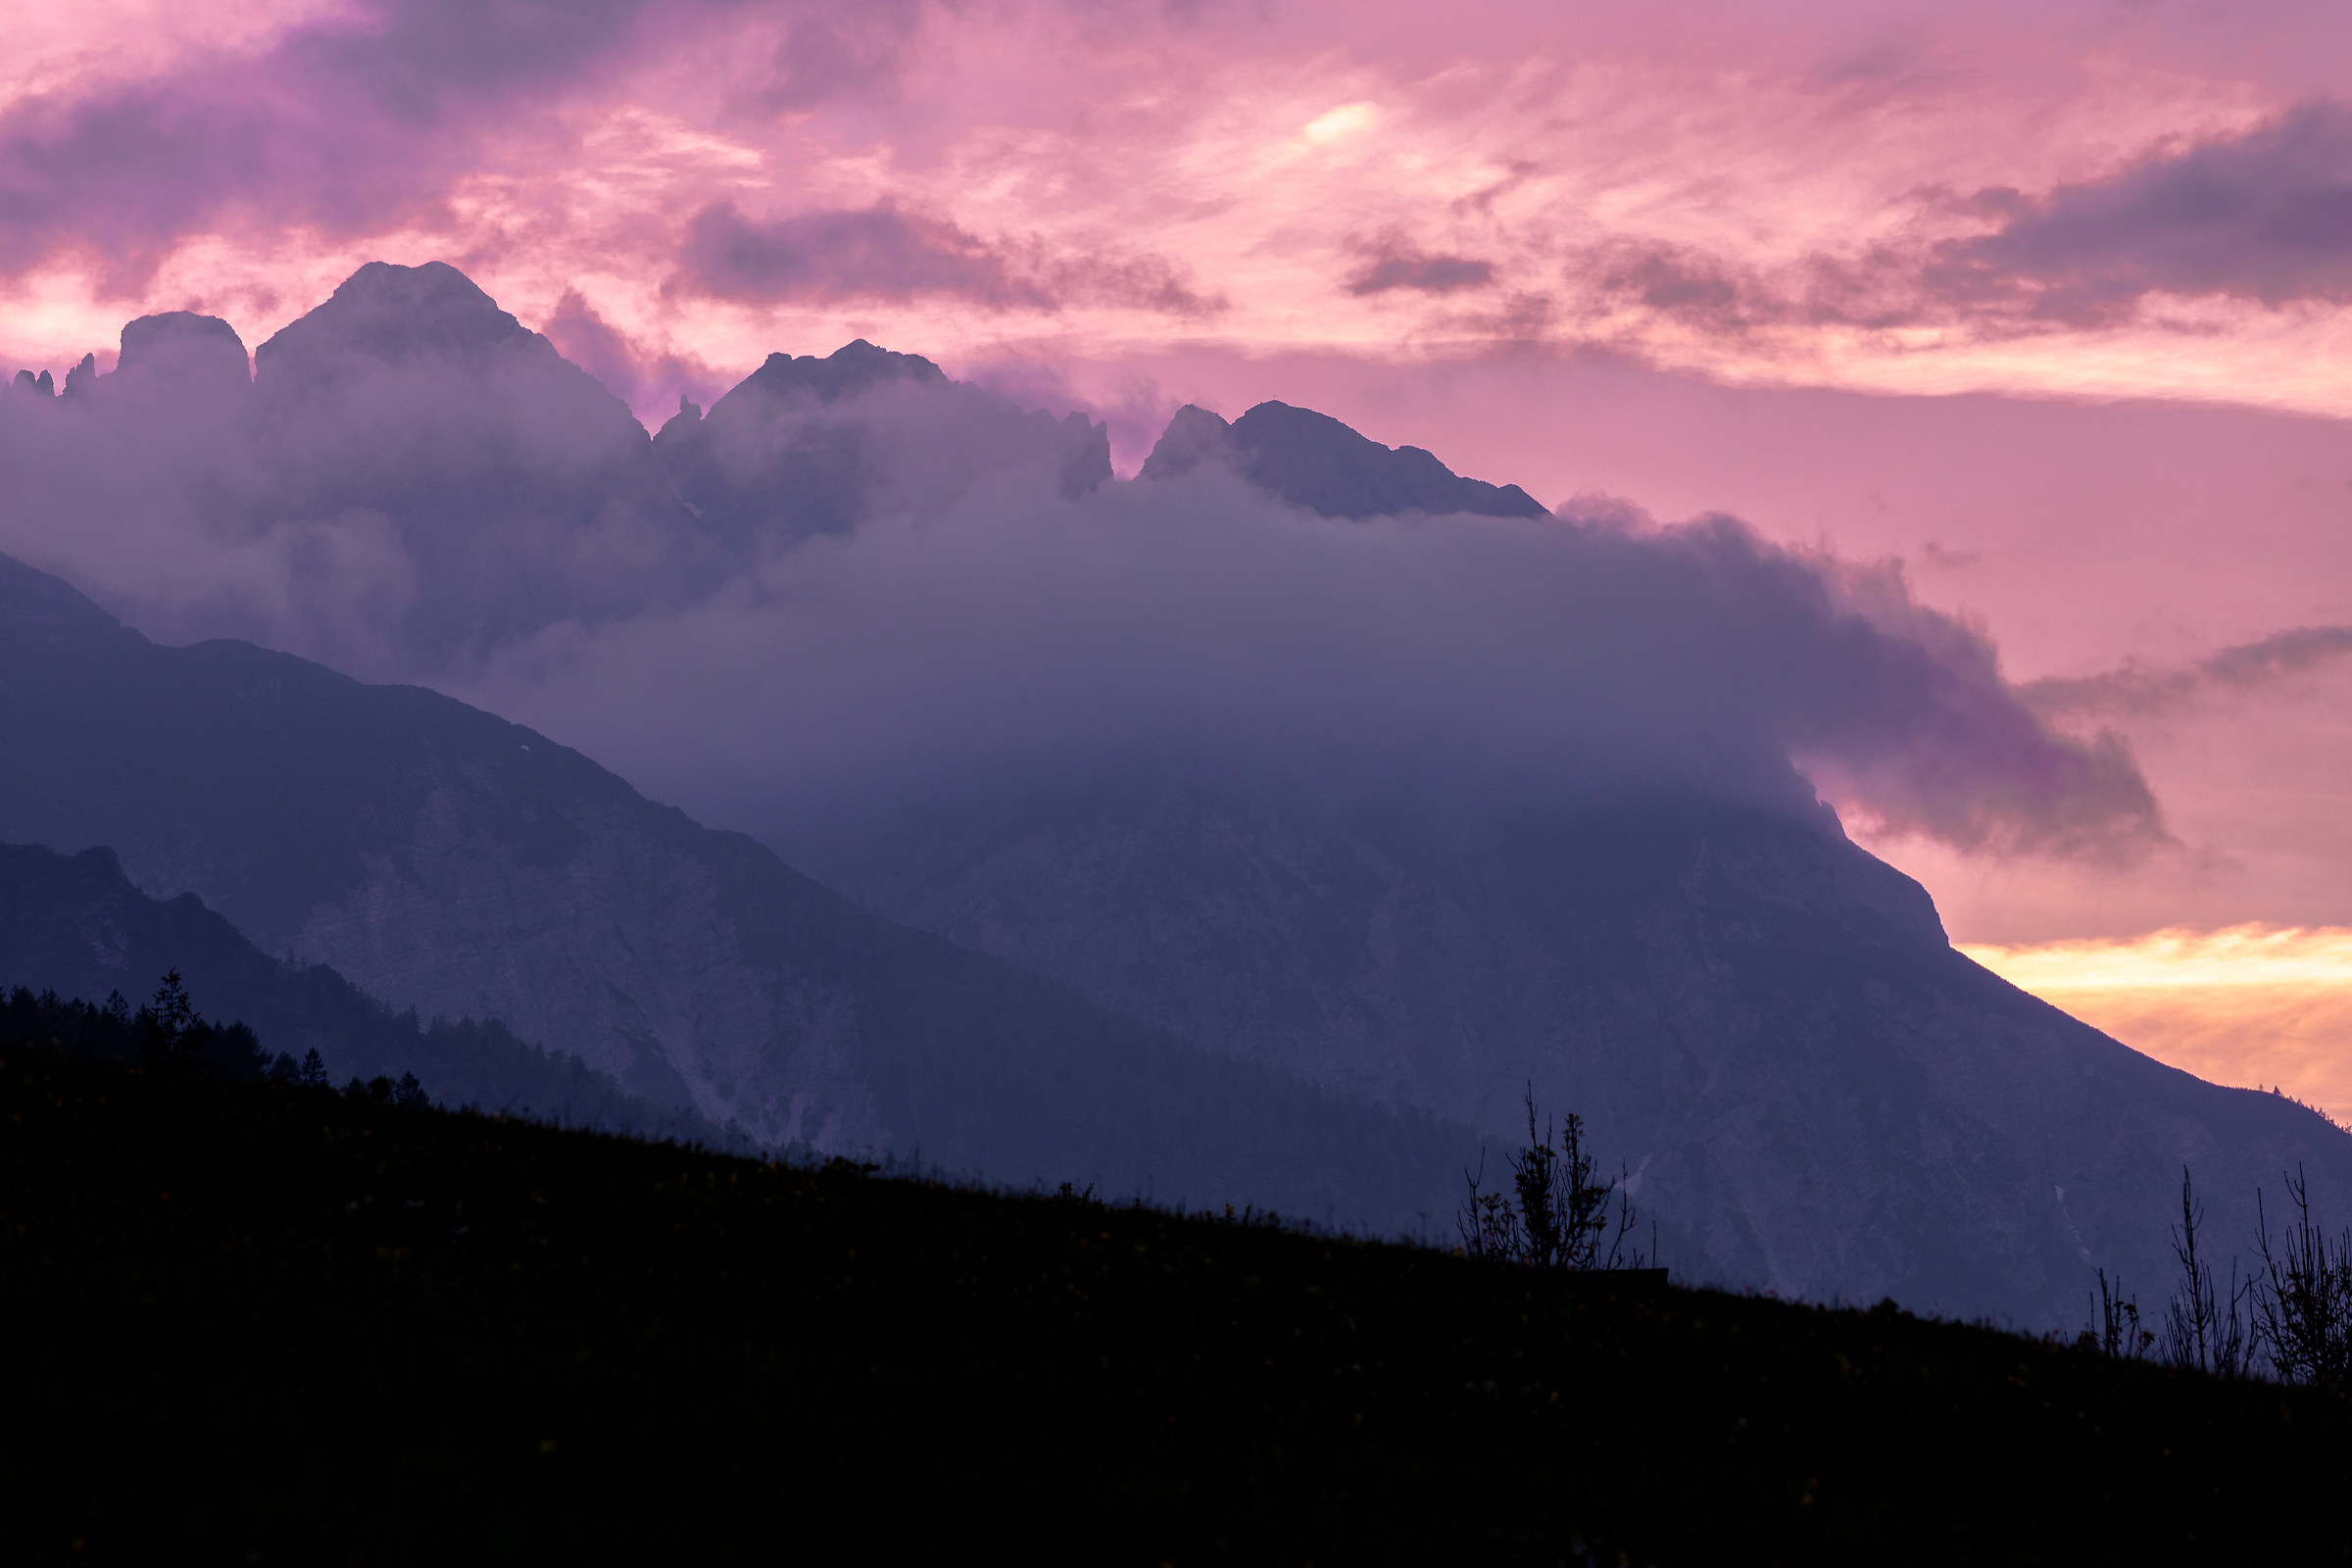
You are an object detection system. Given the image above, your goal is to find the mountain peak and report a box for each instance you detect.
[253,261,552,392]
[734,339,950,408]
[1142,398,1548,519]
[1136,404,1236,481]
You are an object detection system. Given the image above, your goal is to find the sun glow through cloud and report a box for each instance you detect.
[1962,926,2352,1121]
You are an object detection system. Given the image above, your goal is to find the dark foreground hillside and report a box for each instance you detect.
[5,1050,2349,1566]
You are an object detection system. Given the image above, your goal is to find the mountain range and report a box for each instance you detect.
[4,260,2347,1325]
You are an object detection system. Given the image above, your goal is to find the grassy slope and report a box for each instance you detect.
[4,1048,2348,1566]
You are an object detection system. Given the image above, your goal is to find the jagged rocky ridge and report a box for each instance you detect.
[0,263,1112,681]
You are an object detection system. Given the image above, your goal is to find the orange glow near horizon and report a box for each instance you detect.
[1961,927,2352,1122]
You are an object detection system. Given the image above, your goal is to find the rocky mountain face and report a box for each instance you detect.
[0,551,1473,1227]
[0,841,739,1144]
[820,772,2352,1323]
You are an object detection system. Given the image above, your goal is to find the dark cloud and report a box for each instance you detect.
[760,1,934,110]
[679,200,1057,308]
[674,199,1221,315]
[1346,235,1494,296]
[0,0,692,287]
[1531,105,2352,346]
[1585,241,1766,333]
[466,473,2163,866]
[2025,624,2352,717]
[1936,102,2352,323]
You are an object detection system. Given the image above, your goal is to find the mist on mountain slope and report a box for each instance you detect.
[0,262,2156,868]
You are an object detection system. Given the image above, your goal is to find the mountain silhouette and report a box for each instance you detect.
[1141,400,1547,518]
[0,550,1472,1225]
[655,338,1111,546]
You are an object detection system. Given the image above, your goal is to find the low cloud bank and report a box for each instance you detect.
[461,477,2163,863]
[0,269,2161,864]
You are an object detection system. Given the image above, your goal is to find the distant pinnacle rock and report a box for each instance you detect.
[61,355,97,401]
[1053,409,1112,498]
[656,393,704,449]
[10,369,41,398]
[1137,404,1236,481]
[35,369,53,397]
[115,312,252,400]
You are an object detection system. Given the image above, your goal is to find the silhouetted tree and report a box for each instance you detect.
[299,1049,329,1088]
[136,970,199,1072]
[2081,1269,2152,1358]
[2159,1166,2252,1377]
[1460,1086,1647,1271]
[392,1071,429,1109]
[2252,1165,2352,1387]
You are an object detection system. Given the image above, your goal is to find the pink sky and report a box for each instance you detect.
[7,0,2352,1098]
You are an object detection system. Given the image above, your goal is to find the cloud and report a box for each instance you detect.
[758,1,933,111]
[1530,104,2352,347]
[2024,624,2352,717]
[1579,240,1773,334]
[465,479,2163,865]
[1345,234,1494,296]
[540,287,727,428]
[1936,102,2352,324]
[674,199,1221,316]
[0,0,726,289]
[678,200,1056,309]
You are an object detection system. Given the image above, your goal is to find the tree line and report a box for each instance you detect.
[0,972,429,1108]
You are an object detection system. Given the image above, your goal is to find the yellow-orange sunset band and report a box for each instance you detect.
[1961,927,2352,1122]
